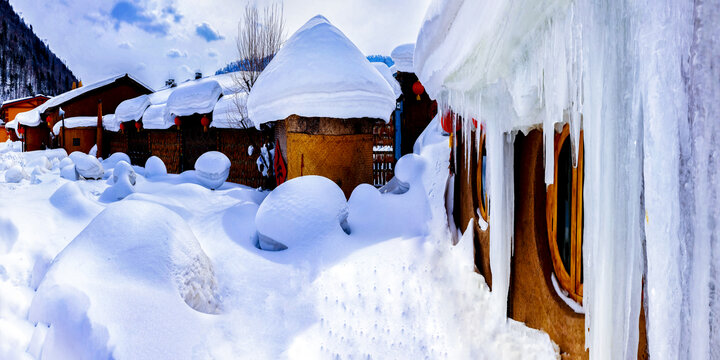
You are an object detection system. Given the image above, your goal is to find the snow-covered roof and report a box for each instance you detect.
[211,92,250,129]
[114,95,150,123]
[1,94,49,107]
[391,43,415,73]
[15,109,42,127]
[143,104,174,130]
[103,114,120,132]
[372,63,402,99]
[52,116,98,135]
[166,78,223,117]
[36,74,153,118]
[247,15,396,127]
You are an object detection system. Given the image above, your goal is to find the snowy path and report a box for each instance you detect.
[0,121,558,359]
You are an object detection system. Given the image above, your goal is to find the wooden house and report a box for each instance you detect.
[0,95,50,148]
[247,16,397,197]
[0,95,49,124]
[31,74,152,156]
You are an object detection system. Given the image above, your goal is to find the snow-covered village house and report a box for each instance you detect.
[11,74,152,155]
[0,95,49,145]
[247,15,397,197]
[414,1,719,359]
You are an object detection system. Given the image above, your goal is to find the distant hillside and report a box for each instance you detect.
[0,0,77,102]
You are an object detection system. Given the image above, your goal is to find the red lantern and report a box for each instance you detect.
[135,121,142,131]
[412,81,424,101]
[201,115,210,132]
[46,115,52,124]
[471,118,478,128]
[18,126,25,135]
[441,111,454,133]
[119,122,125,133]
[174,116,181,130]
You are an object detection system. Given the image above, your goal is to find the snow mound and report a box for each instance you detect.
[212,92,249,129]
[115,95,151,123]
[347,154,429,238]
[255,175,349,251]
[102,152,131,170]
[166,79,222,117]
[25,156,52,171]
[69,152,104,179]
[390,43,415,73]
[100,161,136,202]
[145,156,167,178]
[49,182,103,219]
[4,165,26,183]
[29,201,221,359]
[247,15,396,127]
[102,114,119,132]
[194,151,230,190]
[372,62,402,99]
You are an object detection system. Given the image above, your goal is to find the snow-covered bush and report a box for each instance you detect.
[4,165,26,183]
[29,201,221,358]
[255,175,349,251]
[194,151,230,190]
[100,161,136,202]
[69,152,104,180]
[144,156,167,178]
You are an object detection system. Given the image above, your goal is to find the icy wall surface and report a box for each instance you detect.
[415,0,720,359]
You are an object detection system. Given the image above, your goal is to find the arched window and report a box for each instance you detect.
[476,130,488,221]
[546,125,583,304]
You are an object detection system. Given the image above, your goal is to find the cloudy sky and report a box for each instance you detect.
[8,0,431,90]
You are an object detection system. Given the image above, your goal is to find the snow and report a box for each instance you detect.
[5,165,26,183]
[102,114,120,132]
[101,152,131,171]
[144,156,167,178]
[99,161,136,202]
[372,62,402,99]
[142,104,173,130]
[193,151,231,190]
[255,175,349,251]
[390,43,415,73]
[52,116,98,135]
[15,109,42,127]
[114,95,151,123]
[69,152,103,180]
[0,93,559,358]
[247,15,397,127]
[166,78,223,117]
[211,92,250,129]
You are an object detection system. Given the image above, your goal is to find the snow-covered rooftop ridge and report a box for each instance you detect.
[143,103,173,129]
[247,15,396,127]
[212,92,250,129]
[52,116,98,135]
[36,74,153,116]
[166,78,223,117]
[391,43,415,73]
[114,95,151,123]
[372,63,402,99]
[1,94,49,107]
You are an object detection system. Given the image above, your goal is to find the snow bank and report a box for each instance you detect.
[390,43,415,73]
[144,156,167,178]
[69,152,103,179]
[372,62,402,99]
[211,92,250,129]
[255,175,349,251]
[99,161,136,202]
[194,151,231,190]
[52,116,98,135]
[115,95,151,123]
[29,201,220,359]
[166,79,222,117]
[247,15,396,127]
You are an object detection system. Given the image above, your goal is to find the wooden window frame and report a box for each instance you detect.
[546,124,583,304]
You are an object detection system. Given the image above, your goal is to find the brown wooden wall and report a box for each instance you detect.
[58,127,96,154]
[49,79,150,120]
[24,124,51,151]
[104,130,128,157]
[217,127,275,188]
[0,126,8,143]
[148,130,181,174]
[284,116,374,198]
[396,71,436,156]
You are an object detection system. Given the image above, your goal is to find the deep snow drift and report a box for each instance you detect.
[0,115,558,359]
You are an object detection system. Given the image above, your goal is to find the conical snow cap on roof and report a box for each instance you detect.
[247,15,396,127]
